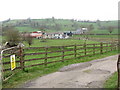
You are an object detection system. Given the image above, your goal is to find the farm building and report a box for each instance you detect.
[22,31,71,39]
[30,31,44,39]
[44,32,70,39]
[63,31,73,37]
[53,33,64,39]
[72,28,88,34]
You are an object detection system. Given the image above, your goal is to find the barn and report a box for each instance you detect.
[30,31,43,39]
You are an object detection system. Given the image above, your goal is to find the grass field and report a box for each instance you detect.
[23,39,100,47]
[2,19,118,34]
[104,72,118,88]
[2,37,118,88]
[72,34,118,38]
[3,50,118,88]
[1,23,118,88]
[1,18,118,88]
[15,27,38,32]
[90,29,118,34]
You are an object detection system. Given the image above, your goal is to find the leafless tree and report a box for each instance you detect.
[4,27,22,47]
[25,33,33,47]
[88,24,94,32]
[107,26,114,42]
[107,26,114,34]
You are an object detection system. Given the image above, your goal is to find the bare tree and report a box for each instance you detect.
[96,19,101,27]
[25,33,33,47]
[4,27,21,47]
[107,26,114,42]
[52,16,55,23]
[107,26,114,34]
[88,24,94,32]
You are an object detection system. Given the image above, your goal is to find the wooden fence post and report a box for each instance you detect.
[100,42,103,54]
[45,47,48,66]
[115,42,118,50]
[74,44,77,58]
[106,43,108,52]
[117,42,119,51]
[113,43,116,51]
[113,43,115,50]
[84,43,86,55]
[93,44,95,55]
[62,46,64,62]
[19,47,25,71]
[111,43,113,51]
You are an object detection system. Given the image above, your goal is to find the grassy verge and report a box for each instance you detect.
[2,50,118,88]
[104,72,118,88]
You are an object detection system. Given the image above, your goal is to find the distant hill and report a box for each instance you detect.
[2,18,118,34]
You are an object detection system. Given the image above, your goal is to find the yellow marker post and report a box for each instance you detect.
[10,55,16,70]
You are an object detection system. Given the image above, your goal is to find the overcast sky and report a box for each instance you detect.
[0,0,119,21]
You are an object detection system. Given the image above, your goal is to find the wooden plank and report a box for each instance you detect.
[75,44,83,46]
[62,53,74,57]
[25,63,45,68]
[63,49,74,52]
[46,53,75,59]
[24,57,45,62]
[3,66,21,72]
[85,43,101,45]
[25,49,74,56]
[76,48,85,50]
[77,54,93,58]
[102,46,112,47]
[47,55,62,59]
[24,43,112,50]
[86,50,95,53]
[85,47,100,49]
[3,60,20,64]
[25,47,44,49]
[24,52,46,56]
[77,51,85,54]
[3,55,12,58]
[76,47,100,50]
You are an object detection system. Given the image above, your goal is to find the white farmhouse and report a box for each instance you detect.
[72,28,88,34]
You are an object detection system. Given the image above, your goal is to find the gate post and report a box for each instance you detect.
[117,54,120,89]
[19,46,25,71]
[0,50,4,84]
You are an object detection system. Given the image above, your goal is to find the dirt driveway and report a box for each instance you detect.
[21,55,118,88]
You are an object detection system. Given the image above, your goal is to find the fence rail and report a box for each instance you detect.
[2,42,118,73]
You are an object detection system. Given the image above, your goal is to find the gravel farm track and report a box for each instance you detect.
[21,55,118,88]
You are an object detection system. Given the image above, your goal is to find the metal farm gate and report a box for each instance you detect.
[1,46,24,81]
